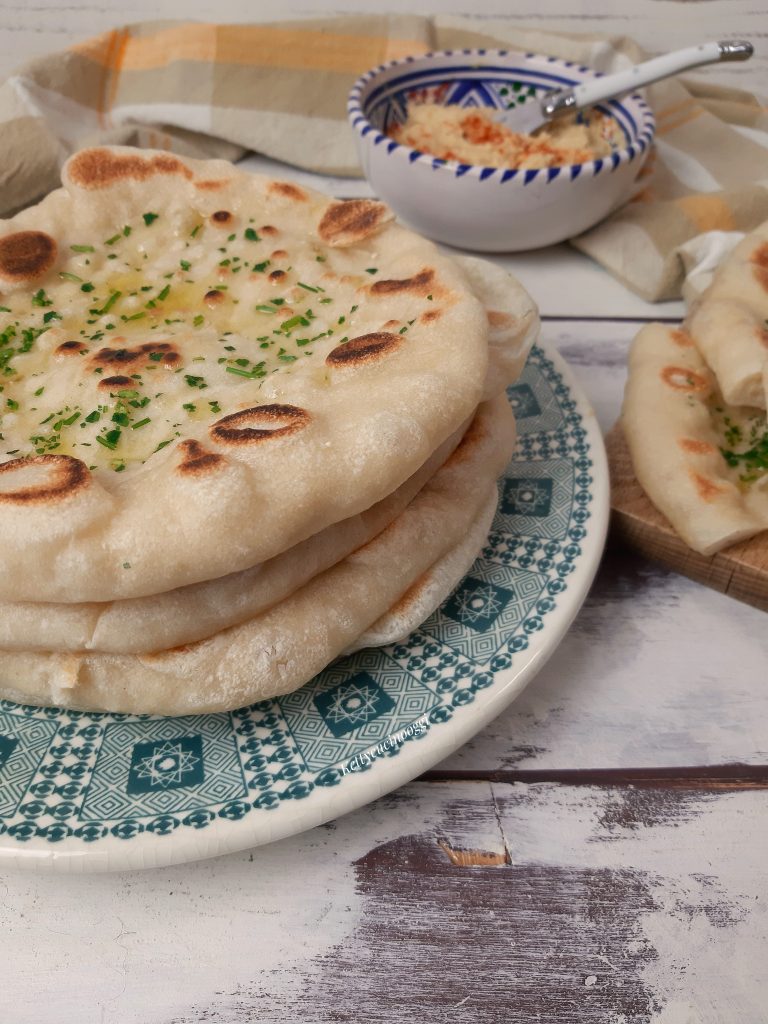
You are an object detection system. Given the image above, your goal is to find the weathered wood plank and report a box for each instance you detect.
[439,321,768,772]
[2,780,764,1022]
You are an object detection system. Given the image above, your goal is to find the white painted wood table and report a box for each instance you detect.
[1,2,766,1021]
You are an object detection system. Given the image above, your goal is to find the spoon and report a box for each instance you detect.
[496,40,753,136]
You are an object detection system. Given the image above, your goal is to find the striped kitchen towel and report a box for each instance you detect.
[1,15,767,301]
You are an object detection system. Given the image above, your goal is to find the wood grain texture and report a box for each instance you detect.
[607,422,768,612]
[4,780,764,1023]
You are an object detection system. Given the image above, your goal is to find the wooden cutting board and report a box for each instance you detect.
[606,423,768,612]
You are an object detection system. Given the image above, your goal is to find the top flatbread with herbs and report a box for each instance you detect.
[0,147,491,603]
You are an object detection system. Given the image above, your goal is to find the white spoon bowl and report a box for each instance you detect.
[348,49,656,252]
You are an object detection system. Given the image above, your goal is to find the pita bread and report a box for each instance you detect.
[686,219,768,408]
[0,394,515,714]
[0,254,537,653]
[347,487,498,653]
[0,146,493,603]
[622,322,768,555]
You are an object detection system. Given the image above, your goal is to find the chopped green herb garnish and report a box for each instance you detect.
[42,311,61,324]
[81,283,95,293]
[244,228,260,242]
[32,289,53,308]
[131,417,151,430]
[209,400,221,414]
[143,212,159,226]
[156,284,171,302]
[105,233,121,246]
[6,398,18,410]
[190,224,201,238]
[84,410,101,423]
[70,244,95,253]
[252,260,270,273]
[184,374,207,389]
[193,314,205,327]
[182,402,196,413]
[59,271,83,284]
[180,260,191,272]
[148,352,164,362]
[298,282,322,293]
[365,268,378,275]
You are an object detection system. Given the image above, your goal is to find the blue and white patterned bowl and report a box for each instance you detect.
[348,49,655,251]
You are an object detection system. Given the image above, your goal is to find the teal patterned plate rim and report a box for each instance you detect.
[0,340,608,872]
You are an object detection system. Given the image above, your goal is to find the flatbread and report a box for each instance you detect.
[0,394,516,714]
[622,322,768,555]
[0,254,537,653]
[346,487,498,653]
[0,424,464,654]
[0,146,492,603]
[685,219,768,408]
[454,255,540,399]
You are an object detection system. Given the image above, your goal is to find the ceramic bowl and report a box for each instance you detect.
[348,49,656,251]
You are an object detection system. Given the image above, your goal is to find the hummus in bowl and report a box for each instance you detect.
[388,102,625,171]
[348,49,655,252]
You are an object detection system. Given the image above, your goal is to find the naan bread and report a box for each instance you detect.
[623,322,768,555]
[346,487,498,653]
[0,425,464,654]
[0,394,515,714]
[686,219,768,408]
[454,255,540,399]
[0,146,492,603]
[0,256,537,653]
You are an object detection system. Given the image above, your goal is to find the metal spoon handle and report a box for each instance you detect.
[543,40,753,121]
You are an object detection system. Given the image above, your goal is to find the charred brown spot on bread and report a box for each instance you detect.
[421,309,442,325]
[67,149,193,188]
[55,340,88,356]
[487,310,515,329]
[0,454,89,505]
[211,210,233,225]
[680,438,716,455]
[0,231,57,282]
[671,328,694,348]
[271,250,288,260]
[260,225,279,237]
[317,199,393,247]
[660,365,710,393]
[204,289,225,306]
[210,404,310,445]
[382,319,400,330]
[268,181,308,202]
[195,179,228,191]
[91,341,180,370]
[99,374,133,391]
[691,470,726,501]
[176,439,226,475]
[269,270,287,283]
[371,269,435,297]
[750,242,768,292]
[326,332,402,367]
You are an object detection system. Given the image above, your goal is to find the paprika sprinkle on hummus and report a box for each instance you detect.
[387,102,624,170]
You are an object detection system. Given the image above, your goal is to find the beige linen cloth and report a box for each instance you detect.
[1,15,766,300]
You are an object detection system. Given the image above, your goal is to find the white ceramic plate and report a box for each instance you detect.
[0,340,608,872]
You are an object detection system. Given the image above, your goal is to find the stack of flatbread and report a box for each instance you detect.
[0,147,538,714]
[623,219,768,556]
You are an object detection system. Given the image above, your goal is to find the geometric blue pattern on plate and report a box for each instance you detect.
[82,716,246,821]
[0,712,58,817]
[0,343,601,863]
[283,656,438,770]
[497,460,574,540]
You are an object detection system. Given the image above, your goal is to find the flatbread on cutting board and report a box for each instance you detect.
[622,322,768,555]
[0,146,493,603]
[685,218,768,408]
[0,394,515,714]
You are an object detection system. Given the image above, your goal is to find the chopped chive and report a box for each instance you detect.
[132,417,151,430]
[121,311,146,322]
[298,282,322,293]
[190,224,201,238]
[59,271,83,283]
[193,314,204,327]
[70,244,95,253]
[252,260,270,273]
[81,283,95,293]
[156,284,171,302]
[365,268,378,274]
[105,233,121,246]
[180,260,191,272]
[123,225,132,237]
[143,212,159,226]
